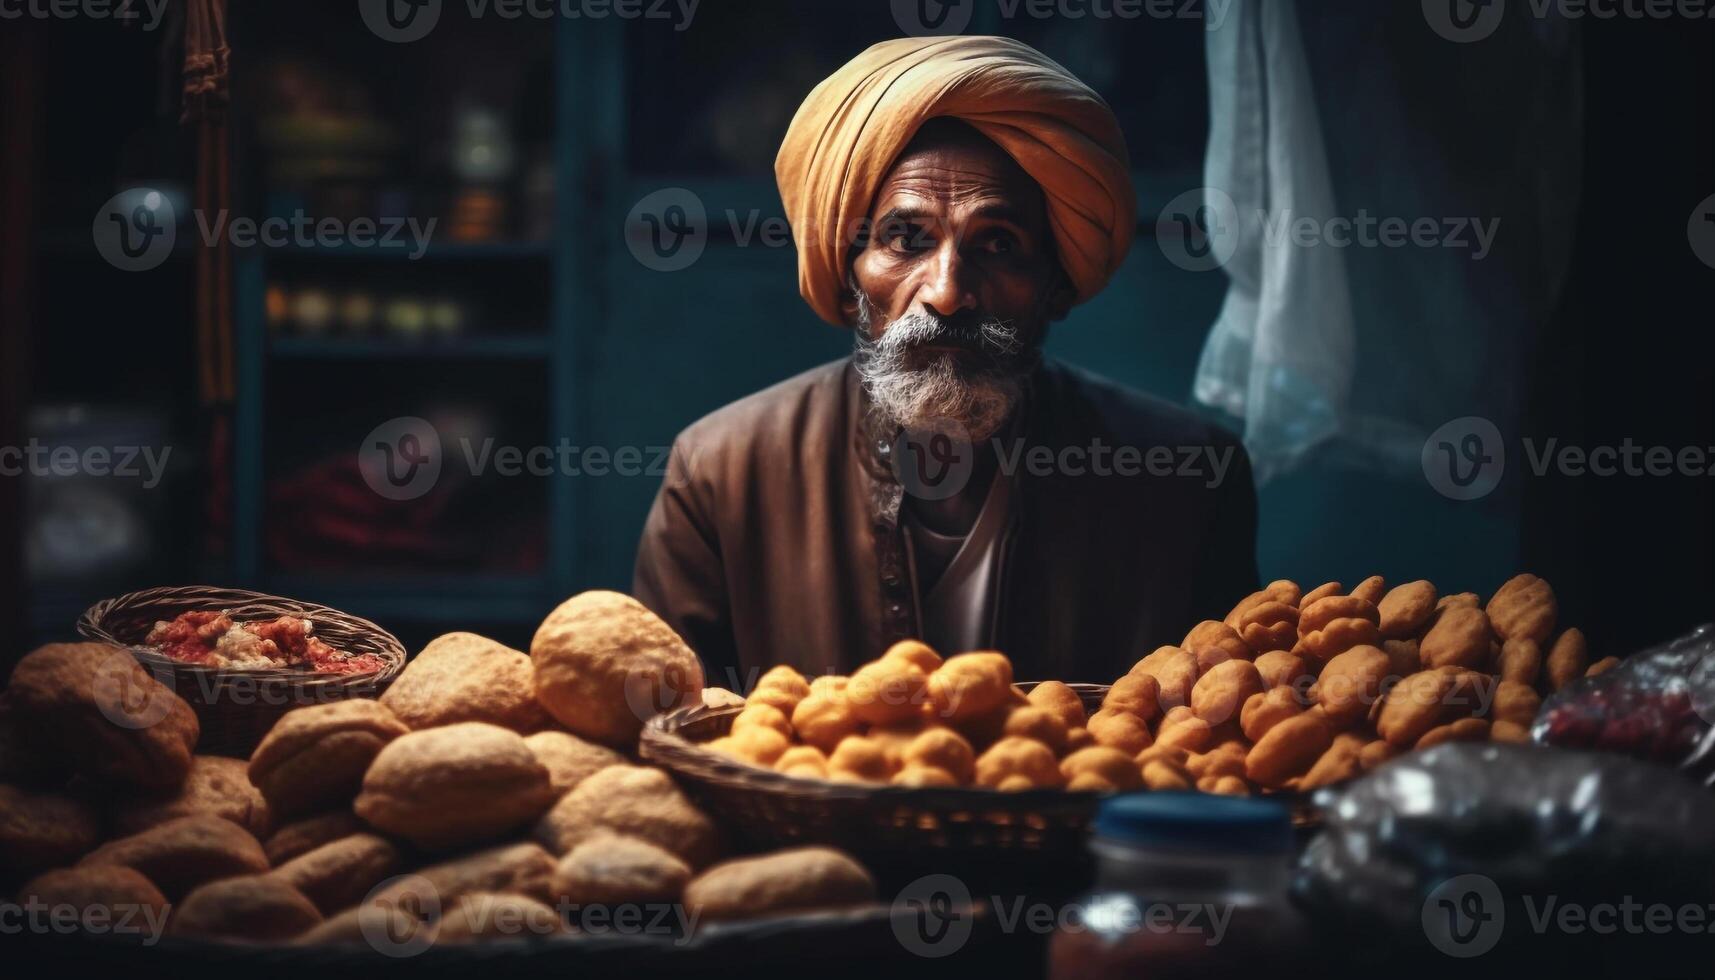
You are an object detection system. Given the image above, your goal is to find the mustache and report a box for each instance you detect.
[854,303,1024,362]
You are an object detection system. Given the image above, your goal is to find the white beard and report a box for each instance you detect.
[852,294,1031,441]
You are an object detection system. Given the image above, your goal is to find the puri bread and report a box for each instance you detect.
[684,847,875,922]
[111,754,271,838]
[551,832,691,907]
[8,643,198,789]
[248,699,409,819]
[531,591,704,746]
[0,783,103,877]
[18,865,169,941]
[78,813,268,899]
[524,730,627,795]
[355,722,555,851]
[433,892,567,943]
[534,764,720,868]
[170,875,323,941]
[263,811,367,866]
[367,841,557,909]
[266,833,401,914]
[381,632,551,733]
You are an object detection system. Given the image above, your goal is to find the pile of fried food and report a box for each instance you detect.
[706,573,1610,797]
[0,591,875,947]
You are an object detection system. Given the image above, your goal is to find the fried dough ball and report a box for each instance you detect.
[1026,681,1088,730]
[974,736,1062,790]
[708,726,790,767]
[774,745,830,779]
[1059,746,1144,793]
[1001,706,1069,753]
[749,666,812,716]
[900,727,976,784]
[827,736,895,784]
[1100,673,1162,722]
[1182,620,1252,671]
[791,691,862,753]
[846,658,929,726]
[882,640,943,675]
[893,765,960,787]
[1086,709,1153,755]
[927,652,1015,723]
[731,701,793,739]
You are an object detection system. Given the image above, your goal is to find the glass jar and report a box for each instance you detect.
[1048,792,1305,980]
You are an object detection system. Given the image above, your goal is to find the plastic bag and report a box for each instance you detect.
[1533,624,1715,771]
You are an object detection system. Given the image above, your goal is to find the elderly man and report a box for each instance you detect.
[635,36,1258,685]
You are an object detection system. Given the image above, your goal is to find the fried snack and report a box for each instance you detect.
[707,726,791,767]
[267,833,400,915]
[684,847,875,923]
[531,590,704,746]
[8,642,198,789]
[1156,705,1218,752]
[1224,582,1300,627]
[1350,576,1388,607]
[1065,727,1095,751]
[1059,746,1144,792]
[775,745,831,779]
[1358,739,1399,771]
[1182,620,1251,671]
[1141,758,1194,791]
[1416,717,1491,750]
[846,658,929,726]
[808,675,849,696]
[882,640,944,675]
[18,866,168,941]
[434,892,566,943]
[894,765,960,787]
[552,832,691,907]
[1301,582,1343,607]
[0,784,102,877]
[1190,660,1264,727]
[1419,605,1493,670]
[730,702,793,739]
[1244,713,1333,789]
[1001,707,1070,753]
[112,754,272,839]
[1128,646,1199,709]
[1487,574,1558,646]
[1086,709,1153,755]
[900,727,976,784]
[1495,637,1542,686]
[524,730,627,796]
[79,814,268,899]
[1297,596,1381,661]
[1375,667,1477,748]
[1491,679,1542,728]
[1381,639,1422,680]
[927,652,1014,723]
[263,811,366,866]
[1240,687,1305,743]
[1377,580,1438,638]
[1236,601,1299,654]
[248,699,410,820]
[791,690,861,752]
[1309,645,1390,729]
[1490,720,1531,743]
[974,736,1062,790]
[827,735,896,783]
[355,722,555,851]
[1134,744,1191,769]
[1100,672,1162,722]
[1207,775,1251,796]
[380,632,550,733]
[1299,737,1363,791]
[1186,740,1248,781]
[1438,592,1481,611]
[1026,680,1088,730]
[749,666,812,716]
[1545,628,1590,692]
[1586,656,1621,678]
[1252,650,1309,691]
[171,875,323,942]
[369,841,557,909]
[702,687,747,710]
[534,764,720,868]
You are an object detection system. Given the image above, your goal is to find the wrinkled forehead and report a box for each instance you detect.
[868,118,1048,224]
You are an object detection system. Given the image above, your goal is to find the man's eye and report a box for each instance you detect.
[884,223,930,253]
[980,233,1017,255]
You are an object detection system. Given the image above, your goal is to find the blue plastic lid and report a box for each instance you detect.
[1093,792,1292,855]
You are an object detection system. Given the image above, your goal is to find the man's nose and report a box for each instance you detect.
[916,241,979,319]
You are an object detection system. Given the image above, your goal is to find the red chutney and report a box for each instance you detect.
[144,610,382,675]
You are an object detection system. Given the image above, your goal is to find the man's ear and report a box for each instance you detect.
[838,286,863,329]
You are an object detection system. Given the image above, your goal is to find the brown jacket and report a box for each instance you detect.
[634,358,1259,690]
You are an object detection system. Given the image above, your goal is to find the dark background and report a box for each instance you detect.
[1,0,1710,669]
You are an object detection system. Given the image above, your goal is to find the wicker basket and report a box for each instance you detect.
[78,585,406,757]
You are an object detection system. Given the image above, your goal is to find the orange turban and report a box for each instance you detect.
[776,35,1136,327]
